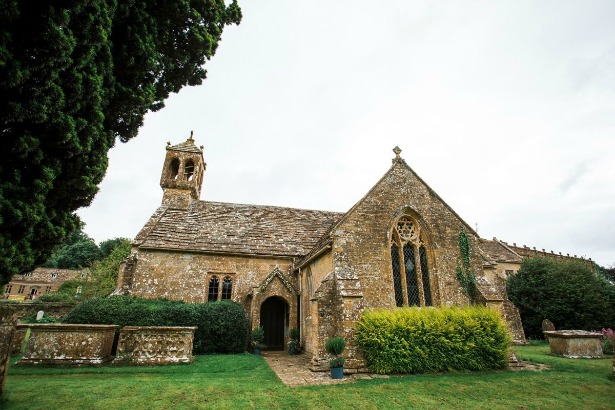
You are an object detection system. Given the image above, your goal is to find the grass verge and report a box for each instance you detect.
[2,343,613,409]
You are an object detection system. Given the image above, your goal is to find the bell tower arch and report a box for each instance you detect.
[160,131,206,206]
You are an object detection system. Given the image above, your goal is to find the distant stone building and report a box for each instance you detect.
[3,268,86,301]
[116,134,592,369]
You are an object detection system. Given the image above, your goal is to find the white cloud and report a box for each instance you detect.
[78,1,615,267]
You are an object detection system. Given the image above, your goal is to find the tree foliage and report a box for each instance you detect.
[82,238,131,298]
[506,257,615,338]
[43,226,101,269]
[0,0,241,285]
[38,237,131,301]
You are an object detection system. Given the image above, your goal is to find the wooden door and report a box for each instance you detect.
[260,297,287,350]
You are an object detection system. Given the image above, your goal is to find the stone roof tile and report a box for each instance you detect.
[135,200,344,257]
[479,239,523,264]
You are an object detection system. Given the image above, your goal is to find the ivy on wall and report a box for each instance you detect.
[456,227,477,302]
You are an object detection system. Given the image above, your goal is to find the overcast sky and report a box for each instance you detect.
[78,1,615,267]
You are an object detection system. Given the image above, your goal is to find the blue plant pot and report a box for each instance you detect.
[253,348,261,355]
[330,367,343,379]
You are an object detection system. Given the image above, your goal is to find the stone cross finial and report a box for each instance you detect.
[393,146,402,158]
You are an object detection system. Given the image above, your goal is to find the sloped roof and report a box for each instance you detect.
[135,200,344,257]
[296,153,480,268]
[479,239,523,264]
[167,135,203,154]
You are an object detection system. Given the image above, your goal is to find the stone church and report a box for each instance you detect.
[115,134,529,370]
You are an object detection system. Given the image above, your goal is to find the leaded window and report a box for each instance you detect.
[208,275,233,302]
[390,215,432,307]
[221,276,233,300]
[208,276,220,302]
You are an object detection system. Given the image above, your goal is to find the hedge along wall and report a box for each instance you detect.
[62,297,248,354]
[355,306,511,374]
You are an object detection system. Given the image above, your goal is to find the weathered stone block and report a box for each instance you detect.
[0,315,17,397]
[114,326,197,365]
[10,324,29,354]
[543,330,603,358]
[18,324,119,365]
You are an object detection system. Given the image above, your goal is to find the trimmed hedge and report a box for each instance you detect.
[62,297,248,354]
[355,306,511,374]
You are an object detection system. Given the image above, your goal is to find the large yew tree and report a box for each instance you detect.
[0,0,241,285]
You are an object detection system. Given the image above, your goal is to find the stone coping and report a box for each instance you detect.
[26,324,119,331]
[543,330,602,339]
[120,326,197,332]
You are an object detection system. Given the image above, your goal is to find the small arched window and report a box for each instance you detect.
[221,276,233,300]
[390,215,432,307]
[169,158,180,180]
[208,276,220,302]
[184,159,195,181]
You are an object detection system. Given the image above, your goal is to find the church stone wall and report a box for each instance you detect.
[328,161,481,368]
[333,162,478,311]
[300,250,333,355]
[129,248,294,305]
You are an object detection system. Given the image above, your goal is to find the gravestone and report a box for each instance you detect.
[0,315,18,397]
[542,319,555,341]
[542,319,555,331]
[36,310,44,321]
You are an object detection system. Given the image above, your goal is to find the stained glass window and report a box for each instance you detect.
[420,246,432,306]
[391,244,404,307]
[390,215,432,307]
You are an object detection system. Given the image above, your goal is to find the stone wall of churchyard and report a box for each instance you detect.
[0,302,75,322]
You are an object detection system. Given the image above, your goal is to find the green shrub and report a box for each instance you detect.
[355,306,511,374]
[325,336,346,368]
[506,258,615,338]
[251,327,265,349]
[21,312,60,324]
[193,301,249,354]
[36,292,78,303]
[325,336,346,356]
[329,357,345,368]
[63,297,248,354]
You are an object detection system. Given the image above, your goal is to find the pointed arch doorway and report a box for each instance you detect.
[260,296,288,350]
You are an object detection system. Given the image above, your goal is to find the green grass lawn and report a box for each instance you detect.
[2,343,613,410]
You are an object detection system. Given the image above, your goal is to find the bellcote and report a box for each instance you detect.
[160,131,206,206]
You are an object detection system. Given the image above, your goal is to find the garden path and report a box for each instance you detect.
[261,351,386,387]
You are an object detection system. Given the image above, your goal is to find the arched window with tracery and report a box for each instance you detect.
[208,276,219,302]
[390,215,432,307]
[221,276,232,300]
